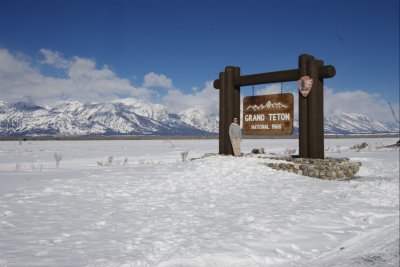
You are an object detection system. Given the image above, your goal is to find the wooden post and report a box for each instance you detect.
[219,66,240,155]
[224,67,234,155]
[218,71,225,155]
[298,54,309,158]
[233,67,241,126]
[307,58,324,159]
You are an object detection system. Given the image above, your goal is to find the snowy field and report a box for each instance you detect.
[0,137,399,267]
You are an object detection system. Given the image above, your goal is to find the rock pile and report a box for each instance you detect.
[265,157,361,180]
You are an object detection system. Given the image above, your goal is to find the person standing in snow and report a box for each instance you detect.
[229,117,241,156]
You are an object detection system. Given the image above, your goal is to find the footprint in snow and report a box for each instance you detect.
[94,221,107,228]
[2,210,14,217]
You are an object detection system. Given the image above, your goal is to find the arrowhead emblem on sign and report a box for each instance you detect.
[298,76,313,97]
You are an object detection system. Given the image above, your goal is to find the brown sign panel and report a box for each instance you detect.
[243,93,294,135]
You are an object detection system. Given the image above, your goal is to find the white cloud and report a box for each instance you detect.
[255,83,283,95]
[39,48,70,69]
[143,72,173,89]
[0,49,37,79]
[162,81,219,115]
[0,48,151,106]
[324,87,399,123]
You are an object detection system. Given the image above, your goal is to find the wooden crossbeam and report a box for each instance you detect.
[213,66,335,89]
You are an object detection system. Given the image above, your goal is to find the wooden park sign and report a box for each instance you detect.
[213,54,336,159]
[243,93,294,135]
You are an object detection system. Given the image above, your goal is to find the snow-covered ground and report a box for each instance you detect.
[0,138,399,267]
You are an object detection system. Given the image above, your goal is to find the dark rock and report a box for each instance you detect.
[251,148,265,154]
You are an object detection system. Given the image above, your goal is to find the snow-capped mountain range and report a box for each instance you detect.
[324,112,398,135]
[0,99,398,136]
[0,99,219,136]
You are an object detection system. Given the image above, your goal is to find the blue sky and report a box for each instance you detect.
[0,0,399,121]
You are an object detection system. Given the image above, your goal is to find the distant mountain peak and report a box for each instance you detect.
[11,102,47,112]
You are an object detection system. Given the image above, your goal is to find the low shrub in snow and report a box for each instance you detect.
[54,152,63,168]
[350,142,368,150]
[97,156,128,166]
[181,151,189,162]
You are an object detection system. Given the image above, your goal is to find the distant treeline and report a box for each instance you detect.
[0,133,398,141]
[0,135,219,141]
